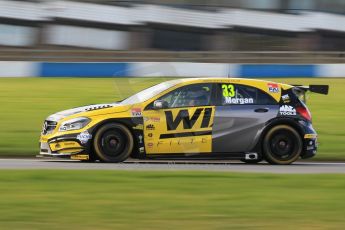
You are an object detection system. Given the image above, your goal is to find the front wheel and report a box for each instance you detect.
[93,123,134,163]
[263,125,302,165]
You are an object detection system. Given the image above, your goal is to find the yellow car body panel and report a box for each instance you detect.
[142,106,215,154]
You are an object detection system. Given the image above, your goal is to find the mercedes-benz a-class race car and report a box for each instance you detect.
[39,78,328,165]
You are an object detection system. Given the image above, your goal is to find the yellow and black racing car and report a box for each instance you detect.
[39,78,328,164]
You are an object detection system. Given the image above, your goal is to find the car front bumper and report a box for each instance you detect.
[39,134,92,160]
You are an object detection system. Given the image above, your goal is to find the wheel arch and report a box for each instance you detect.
[88,118,138,157]
[251,118,305,154]
[90,118,135,135]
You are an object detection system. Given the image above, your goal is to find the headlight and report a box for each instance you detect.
[58,117,91,132]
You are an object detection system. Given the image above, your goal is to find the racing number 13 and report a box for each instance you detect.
[222,84,235,97]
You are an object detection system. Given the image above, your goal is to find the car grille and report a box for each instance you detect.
[42,120,57,135]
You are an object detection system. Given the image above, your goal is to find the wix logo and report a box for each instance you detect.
[165,108,212,131]
[279,105,296,116]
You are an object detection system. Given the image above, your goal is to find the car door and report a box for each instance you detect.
[142,83,215,154]
[212,82,280,153]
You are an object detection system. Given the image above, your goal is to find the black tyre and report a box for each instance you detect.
[93,123,134,163]
[263,125,302,165]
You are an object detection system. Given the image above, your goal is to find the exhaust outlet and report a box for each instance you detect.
[245,153,258,160]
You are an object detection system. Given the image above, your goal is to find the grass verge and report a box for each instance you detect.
[0,170,345,230]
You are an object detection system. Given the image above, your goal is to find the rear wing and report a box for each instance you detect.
[292,85,329,95]
[292,85,329,103]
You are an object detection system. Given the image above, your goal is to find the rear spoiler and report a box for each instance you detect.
[292,85,329,95]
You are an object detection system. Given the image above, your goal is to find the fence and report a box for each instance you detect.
[0,50,344,63]
[1,61,344,78]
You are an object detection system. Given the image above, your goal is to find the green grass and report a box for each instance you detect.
[0,170,344,230]
[0,77,344,160]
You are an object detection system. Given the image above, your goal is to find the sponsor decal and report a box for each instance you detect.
[268,83,279,93]
[42,121,48,133]
[214,79,240,83]
[165,108,212,131]
[224,97,254,104]
[148,133,153,138]
[279,105,296,116]
[138,135,143,144]
[281,94,290,103]
[304,134,317,139]
[85,104,112,111]
[77,131,92,144]
[144,117,160,122]
[139,147,145,153]
[306,146,315,150]
[131,108,142,117]
[222,84,235,97]
[150,117,160,122]
[146,124,155,130]
[156,137,207,146]
[147,142,154,148]
[160,131,211,139]
[133,124,144,130]
[71,154,89,160]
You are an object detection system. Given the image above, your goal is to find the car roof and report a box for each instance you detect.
[168,77,293,89]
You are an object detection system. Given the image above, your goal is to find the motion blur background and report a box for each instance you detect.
[0,0,345,63]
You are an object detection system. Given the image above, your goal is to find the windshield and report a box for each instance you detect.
[120,79,182,105]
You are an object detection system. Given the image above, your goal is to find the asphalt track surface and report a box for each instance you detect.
[0,158,345,173]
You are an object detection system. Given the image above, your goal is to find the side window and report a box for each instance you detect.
[219,83,276,105]
[158,83,213,108]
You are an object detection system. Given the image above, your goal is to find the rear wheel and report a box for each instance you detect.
[263,125,302,165]
[93,123,134,163]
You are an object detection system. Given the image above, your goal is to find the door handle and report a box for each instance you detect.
[254,108,269,113]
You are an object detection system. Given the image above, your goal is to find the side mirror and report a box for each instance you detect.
[153,100,168,110]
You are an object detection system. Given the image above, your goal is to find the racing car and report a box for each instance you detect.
[39,78,328,165]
